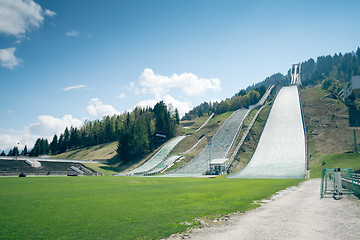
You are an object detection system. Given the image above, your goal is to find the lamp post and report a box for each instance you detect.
[354,130,358,153]
[15,142,19,160]
[350,128,359,153]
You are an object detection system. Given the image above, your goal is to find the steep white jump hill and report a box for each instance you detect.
[229,85,306,179]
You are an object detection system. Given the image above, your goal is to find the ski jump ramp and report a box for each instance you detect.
[229,85,306,179]
[166,109,250,177]
[126,136,186,175]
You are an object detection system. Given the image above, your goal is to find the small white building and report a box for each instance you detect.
[209,158,228,175]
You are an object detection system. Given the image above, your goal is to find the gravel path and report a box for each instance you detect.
[169,179,360,240]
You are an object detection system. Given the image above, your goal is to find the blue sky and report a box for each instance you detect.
[1,0,360,151]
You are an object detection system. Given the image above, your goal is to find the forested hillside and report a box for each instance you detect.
[29,101,179,164]
[300,47,360,93]
[183,47,360,121]
[182,85,269,120]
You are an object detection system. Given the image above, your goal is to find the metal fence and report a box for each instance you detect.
[321,168,360,198]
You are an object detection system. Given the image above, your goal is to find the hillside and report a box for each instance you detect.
[52,141,118,161]
[301,86,360,177]
[50,112,232,175]
[50,85,360,177]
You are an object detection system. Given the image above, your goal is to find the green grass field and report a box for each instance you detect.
[0,176,301,239]
[310,153,360,178]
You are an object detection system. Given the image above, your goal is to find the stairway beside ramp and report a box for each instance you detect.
[228,85,306,179]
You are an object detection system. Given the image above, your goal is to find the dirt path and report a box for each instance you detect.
[169,179,360,240]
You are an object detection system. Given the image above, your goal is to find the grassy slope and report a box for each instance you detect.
[52,142,118,161]
[310,153,360,178]
[0,177,301,240]
[180,115,212,135]
[51,142,124,176]
[301,87,360,177]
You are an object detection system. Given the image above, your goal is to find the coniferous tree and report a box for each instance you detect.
[63,127,70,150]
[174,109,180,125]
[8,149,13,156]
[21,145,28,156]
[50,135,58,154]
[12,146,19,156]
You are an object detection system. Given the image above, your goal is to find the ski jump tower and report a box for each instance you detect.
[291,63,301,85]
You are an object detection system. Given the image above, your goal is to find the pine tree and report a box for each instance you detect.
[174,109,180,125]
[21,145,28,156]
[63,127,70,151]
[8,149,13,156]
[50,135,58,154]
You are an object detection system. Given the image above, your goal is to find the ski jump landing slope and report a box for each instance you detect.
[229,85,306,179]
[167,109,250,177]
[126,136,186,175]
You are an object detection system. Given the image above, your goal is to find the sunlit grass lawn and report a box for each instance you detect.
[0,176,301,239]
[310,153,360,178]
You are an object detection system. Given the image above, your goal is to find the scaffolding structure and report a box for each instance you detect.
[320,168,360,198]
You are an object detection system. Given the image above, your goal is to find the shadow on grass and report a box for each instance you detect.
[99,155,143,173]
[67,149,84,158]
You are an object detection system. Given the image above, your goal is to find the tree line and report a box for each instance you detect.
[182,85,269,120]
[298,47,360,94]
[182,46,360,121]
[216,86,267,114]
[1,145,28,157]
[26,101,179,164]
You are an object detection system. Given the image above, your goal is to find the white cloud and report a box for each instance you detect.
[0,115,82,151]
[63,85,87,91]
[0,47,21,69]
[27,115,83,138]
[135,99,158,109]
[129,69,220,117]
[127,81,147,95]
[43,9,56,17]
[139,68,221,98]
[135,94,191,118]
[0,133,21,151]
[211,98,221,103]
[163,95,191,117]
[0,0,45,37]
[86,98,119,118]
[117,93,126,99]
[66,30,79,37]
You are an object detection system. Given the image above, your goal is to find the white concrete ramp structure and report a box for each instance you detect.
[126,136,186,175]
[167,109,250,177]
[229,85,306,179]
